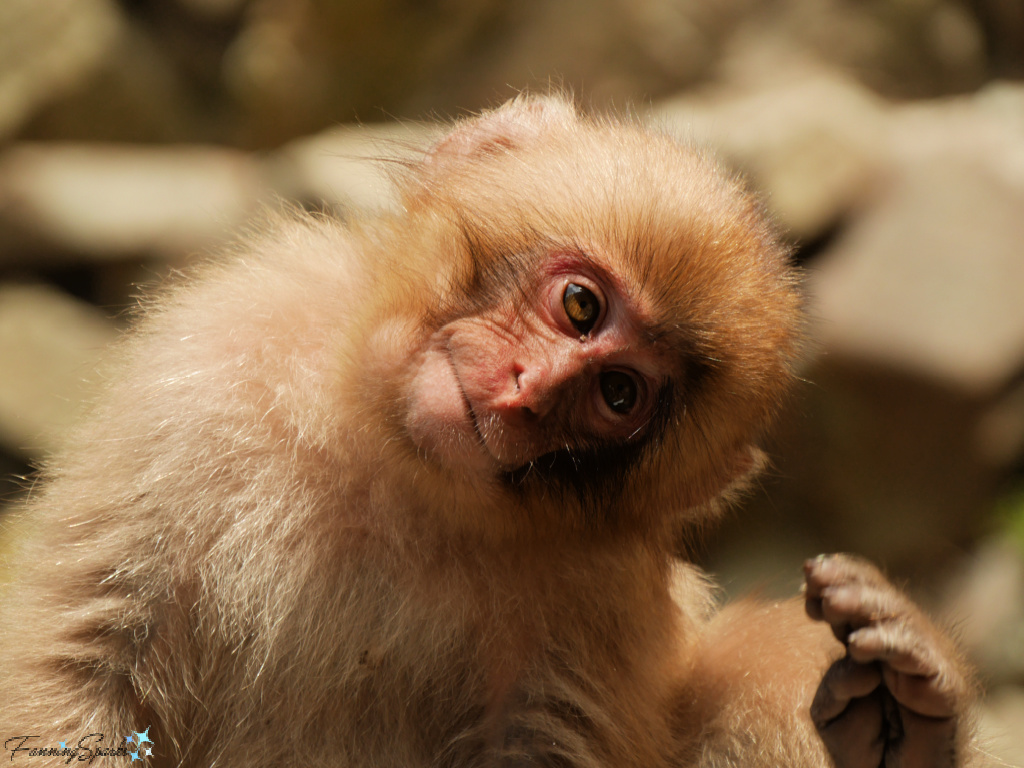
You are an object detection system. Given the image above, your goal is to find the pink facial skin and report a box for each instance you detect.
[405,251,664,474]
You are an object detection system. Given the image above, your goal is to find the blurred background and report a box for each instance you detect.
[0,0,1022,761]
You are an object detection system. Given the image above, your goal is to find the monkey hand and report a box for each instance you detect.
[803,554,975,768]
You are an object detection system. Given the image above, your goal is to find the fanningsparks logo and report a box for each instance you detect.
[4,728,153,763]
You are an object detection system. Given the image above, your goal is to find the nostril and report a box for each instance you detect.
[506,363,553,420]
[503,366,542,420]
[512,363,526,392]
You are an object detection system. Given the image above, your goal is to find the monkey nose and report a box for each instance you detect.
[502,363,562,421]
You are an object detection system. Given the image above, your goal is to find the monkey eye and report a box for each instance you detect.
[562,283,600,335]
[599,371,638,415]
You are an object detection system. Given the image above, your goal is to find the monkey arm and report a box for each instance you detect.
[674,559,988,768]
[676,597,837,768]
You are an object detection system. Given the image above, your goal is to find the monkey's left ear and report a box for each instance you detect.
[425,95,577,169]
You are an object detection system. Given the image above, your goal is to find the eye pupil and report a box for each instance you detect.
[563,283,599,334]
[600,371,637,415]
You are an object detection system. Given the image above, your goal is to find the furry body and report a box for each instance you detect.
[0,97,975,768]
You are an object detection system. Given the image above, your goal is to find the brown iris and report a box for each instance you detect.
[563,283,599,335]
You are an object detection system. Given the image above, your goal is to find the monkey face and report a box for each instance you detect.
[383,95,801,525]
[405,248,668,475]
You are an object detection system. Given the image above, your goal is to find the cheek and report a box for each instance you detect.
[446,310,535,404]
[408,345,466,430]
[404,339,492,472]
[450,342,514,406]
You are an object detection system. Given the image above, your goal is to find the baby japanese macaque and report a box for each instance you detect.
[0,96,981,767]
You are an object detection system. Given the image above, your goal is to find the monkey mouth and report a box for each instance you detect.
[428,341,504,472]
[450,357,486,449]
[447,350,522,472]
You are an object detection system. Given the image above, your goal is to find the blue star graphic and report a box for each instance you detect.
[126,735,134,744]
[134,728,152,746]
[130,751,140,761]
[59,742,65,749]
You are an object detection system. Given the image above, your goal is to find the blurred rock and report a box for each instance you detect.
[889,81,1024,184]
[942,538,1024,684]
[654,59,887,243]
[978,382,1024,468]
[222,0,748,147]
[803,87,1024,544]
[22,20,202,145]
[212,0,1018,147]
[0,0,120,142]
[970,0,1024,80]
[0,283,118,457]
[0,143,270,264]
[266,120,434,215]
[729,0,987,99]
[177,0,249,21]
[791,85,1024,562]
[127,0,247,86]
[5,0,1014,150]
[709,362,997,579]
[811,155,1024,395]
[979,685,1024,766]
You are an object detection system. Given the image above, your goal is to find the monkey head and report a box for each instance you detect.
[366,96,802,540]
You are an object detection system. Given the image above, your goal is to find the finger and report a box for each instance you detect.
[887,708,960,768]
[804,556,896,638]
[804,554,886,598]
[847,626,959,719]
[883,668,958,720]
[805,594,825,622]
[810,584,892,645]
[811,657,883,725]
[847,625,933,675]
[815,691,887,768]
[803,555,837,601]
[822,584,904,625]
